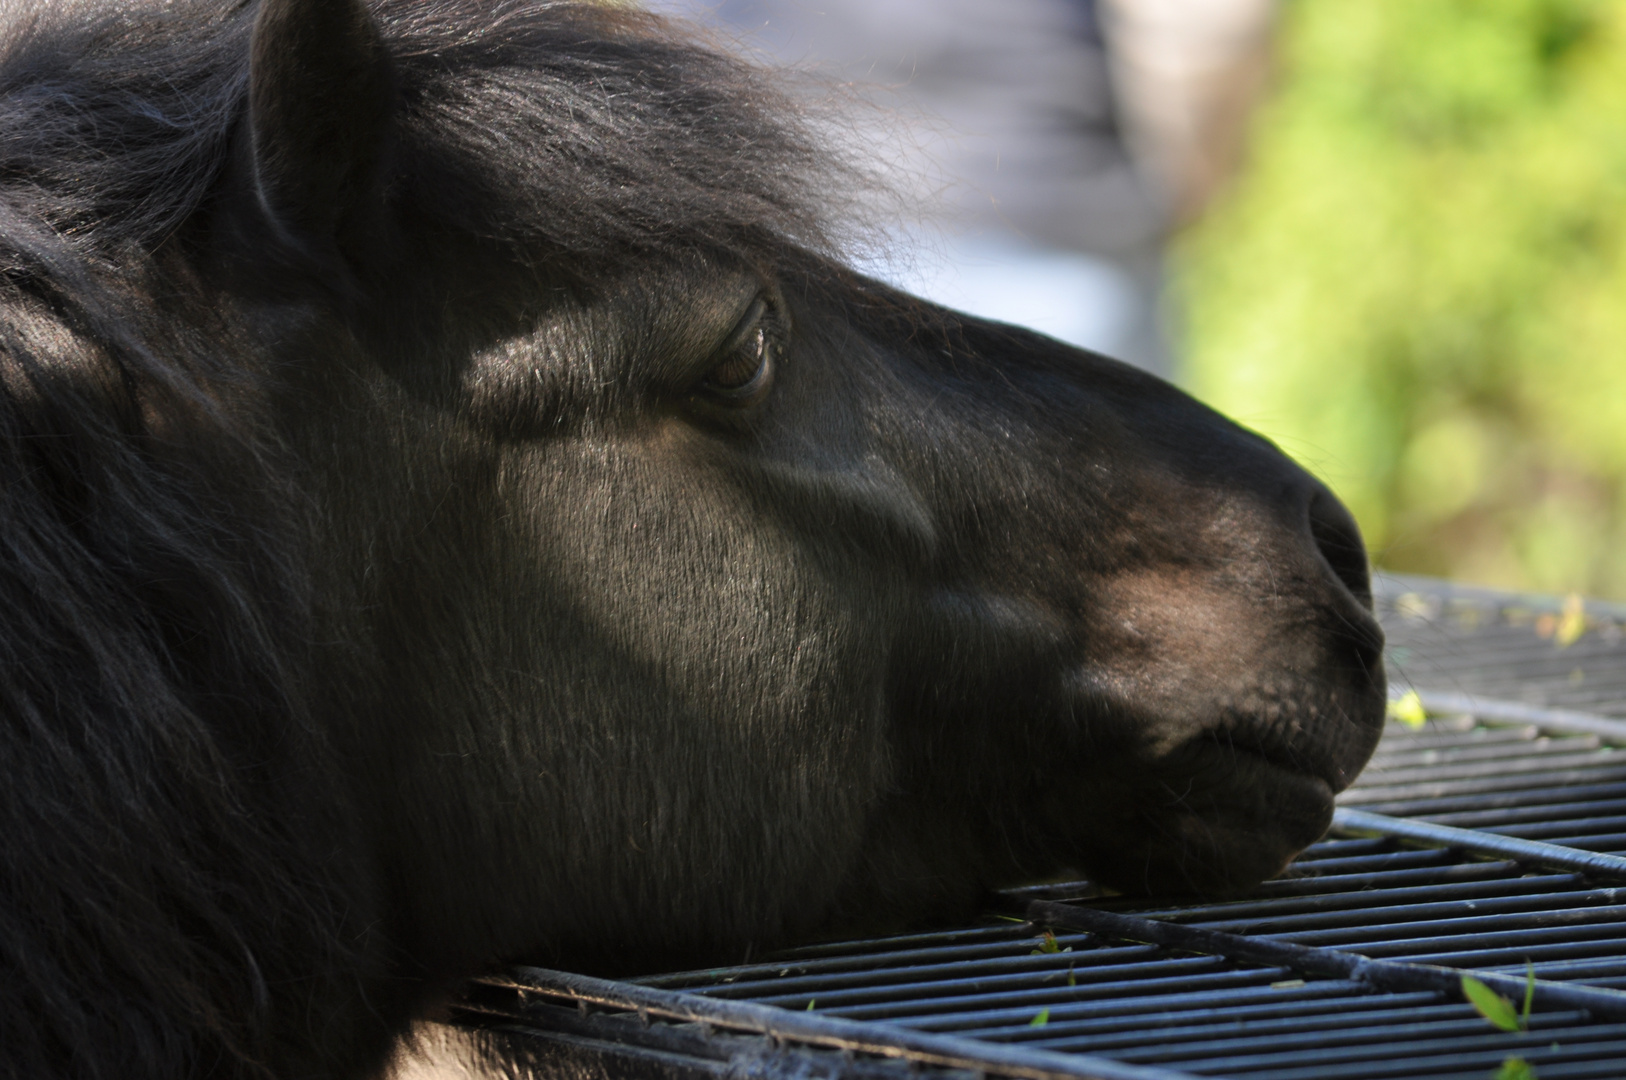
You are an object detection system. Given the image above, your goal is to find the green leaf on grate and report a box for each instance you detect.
[1492,1056,1537,1080]
[1462,974,1521,1033]
[1031,930,1061,955]
[1387,689,1427,729]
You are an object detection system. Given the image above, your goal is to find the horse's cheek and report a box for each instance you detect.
[367,435,903,970]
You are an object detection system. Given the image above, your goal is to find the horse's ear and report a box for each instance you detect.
[246,0,393,254]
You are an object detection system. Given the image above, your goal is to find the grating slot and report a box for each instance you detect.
[1375,940,1626,969]
[700,948,1206,1008]
[973,994,1451,1044]
[1264,905,1626,948]
[1364,727,1544,752]
[1234,861,1530,893]
[1141,1032,1626,1079]
[1361,747,1625,779]
[949,984,1431,1036]
[1174,887,1626,934]
[808,967,1298,1026]
[1025,1005,1518,1055]
[1119,876,1598,924]
[1413,800,1626,828]
[1210,1041,1626,1080]
[645,940,1103,996]
[1339,765,1626,802]
[1331,807,1626,879]
[1369,738,1597,768]
[863,976,1358,1033]
[1115,1019,1617,1067]
[1343,781,1626,819]
[1270,848,1461,874]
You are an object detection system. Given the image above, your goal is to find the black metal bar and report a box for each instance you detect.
[1178,886,1626,936]
[1419,800,1626,829]
[867,978,1366,1033]
[1278,847,1456,874]
[1332,807,1626,880]
[1369,728,1546,755]
[1360,747,1626,779]
[1253,861,1526,894]
[1338,764,1626,802]
[813,966,1293,1025]
[1262,904,1626,947]
[1016,1001,1492,1053]
[639,933,1055,991]
[1390,940,1626,969]
[1396,688,1626,742]
[1462,820,1626,841]
[1345,780,1626,818]
[1027,900,1626,1019]
[486,966,1200,1080]
[1122,1027,1626,1076]
[712,949,1207,1008]
[968,994,1450,1045]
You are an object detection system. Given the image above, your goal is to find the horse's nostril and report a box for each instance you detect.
[1308,488,1372,607]
[1306,487,1386,701]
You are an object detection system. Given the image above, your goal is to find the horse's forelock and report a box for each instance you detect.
[0,0,858,275]
[383,1,858,267]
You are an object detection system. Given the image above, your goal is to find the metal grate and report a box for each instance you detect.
[1379,573,1626,730]
[455,576,1626,1079]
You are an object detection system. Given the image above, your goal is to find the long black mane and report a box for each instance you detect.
[0,3,841,1076]
[0,0,844,260]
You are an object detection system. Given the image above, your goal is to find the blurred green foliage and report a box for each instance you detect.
[1175,0,1626,596]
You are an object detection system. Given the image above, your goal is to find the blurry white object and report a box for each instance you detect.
[651,0,1276,374]
[1102,0,1276,223]
[883,233,1148,359]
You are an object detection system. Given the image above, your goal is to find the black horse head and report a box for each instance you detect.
[0,1,1384,1076]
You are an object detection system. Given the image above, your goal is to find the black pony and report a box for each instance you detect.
[0,1,1385,1077]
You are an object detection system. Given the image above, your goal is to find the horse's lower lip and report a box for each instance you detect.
[1182,733,1339,834]
[1246,751,1335,817]
[1225,739,1309,776]
[1206,731,1340,794]
[1057,736,1337,897]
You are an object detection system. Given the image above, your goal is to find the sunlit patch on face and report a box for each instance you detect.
[1049,563,1383,896]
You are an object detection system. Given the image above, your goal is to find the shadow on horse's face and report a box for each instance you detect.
[179,0,1388,978]
[273,243,1384,975]
[120,0,1380,980]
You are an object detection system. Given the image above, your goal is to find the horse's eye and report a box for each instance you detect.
[702,297,776,400]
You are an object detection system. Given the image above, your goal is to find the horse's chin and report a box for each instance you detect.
[1052,739,1338,898]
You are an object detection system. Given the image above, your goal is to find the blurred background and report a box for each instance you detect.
[653,0,1626,601]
